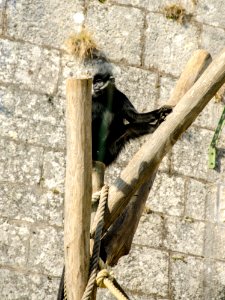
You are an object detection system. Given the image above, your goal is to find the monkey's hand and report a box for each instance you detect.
[158,105,173,121]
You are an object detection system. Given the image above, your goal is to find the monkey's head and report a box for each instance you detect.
[92,72,115,98]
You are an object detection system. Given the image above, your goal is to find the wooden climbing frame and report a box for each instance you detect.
[64,48,225,300]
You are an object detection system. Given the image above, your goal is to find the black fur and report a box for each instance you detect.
[92,73,172,166]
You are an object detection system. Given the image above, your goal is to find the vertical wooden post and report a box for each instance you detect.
[65,78,92,300]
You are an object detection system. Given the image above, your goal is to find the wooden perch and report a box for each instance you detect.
[101,49,212,265]
[65,78,92,300]
[91,48,225,242]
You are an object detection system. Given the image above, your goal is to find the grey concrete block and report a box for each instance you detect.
[213,261,225,300]
[170,255,204,299]
[200,25,225,58]
[114,65,158,111]
[0,218,29,267]
[0,139,43,184]
[97,289,156,300]
[86,3,144,65]
[193,100,225,130]
[133,213,164,248]
[0,39,60,94]
[0,269,59,299]
[172,127,225,182]
[0,183,63,226]
[157,75,176,107]
[42,150,65,193]
[0,86,65,126]
[196,1,225,29]
[112,246,169,297]
[212,226,225,261]
[164,216,205,256]
[28,226,63,276]
[97,288,156,300]
[6,0,84,48]
[144,13,199,77]
[185,178,207,220]
[147,172,185,216]
[217,184,225,224]
[113,0,196,13]
[0,114,65,148]
[0,1,6,35]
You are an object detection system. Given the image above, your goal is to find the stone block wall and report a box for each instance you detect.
[0,0,225,299]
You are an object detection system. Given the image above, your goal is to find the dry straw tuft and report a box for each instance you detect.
[64,29,98,60]
[162,4,186,24]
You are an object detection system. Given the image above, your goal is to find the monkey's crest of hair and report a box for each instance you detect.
[64,29,99,60]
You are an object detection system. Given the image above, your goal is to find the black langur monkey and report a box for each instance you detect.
[92,72,172,166]
[57,72,172,300]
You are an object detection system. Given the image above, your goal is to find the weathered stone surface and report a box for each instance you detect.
[112,247,169,297]
[144,13,199,77]
[113,0,196,13]
[213,261,225,300]
[0,0,5,35]
[147,172,185,216]
[42,150,65,193]
[133,212,164,248]
[0,139,43,184]
[86,3,144,65]
[97,289,156,300]
[157,75,176,106]
[217,184,225,224]
[185,178,207,220]
[0,269,59,299]
[172,127,225,182]
[212,225,225,260]
[0,86,65,126]
[28,226,63,276]
[0,39,60,93]
[170,255,204,299]
[196,1,225,29]
[0,114,65,148]
[0,183,63,226]
[114,65,158,111]
[200,25,225,57]
[0,218,29,267]
[164,216,205,256]
[194,100,225,130]
[6,0,84,48]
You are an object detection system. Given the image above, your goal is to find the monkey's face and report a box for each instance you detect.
[92,73,115,98]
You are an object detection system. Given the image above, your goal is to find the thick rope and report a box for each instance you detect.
[91,190,101,204]
[63,184,129,300]
[82,185,109,300]
[96,269,128,300]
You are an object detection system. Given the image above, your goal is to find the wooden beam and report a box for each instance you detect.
[91,47,225,236]
[101,49,212,265]
[65,78,92,300]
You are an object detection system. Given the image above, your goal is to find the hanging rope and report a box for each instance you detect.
[82,185,129,300]
[62,184,129,300]
[82,185,109,300]
[96,269,129,300]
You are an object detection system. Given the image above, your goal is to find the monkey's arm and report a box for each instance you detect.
[123,104,172,124]
[119,92,172,123]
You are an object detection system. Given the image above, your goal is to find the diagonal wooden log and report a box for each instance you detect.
[91,48,225,242]
[100,49,212,265]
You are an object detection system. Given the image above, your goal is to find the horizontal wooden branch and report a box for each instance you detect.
[91,47,225,235]
[101,49,212,265]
